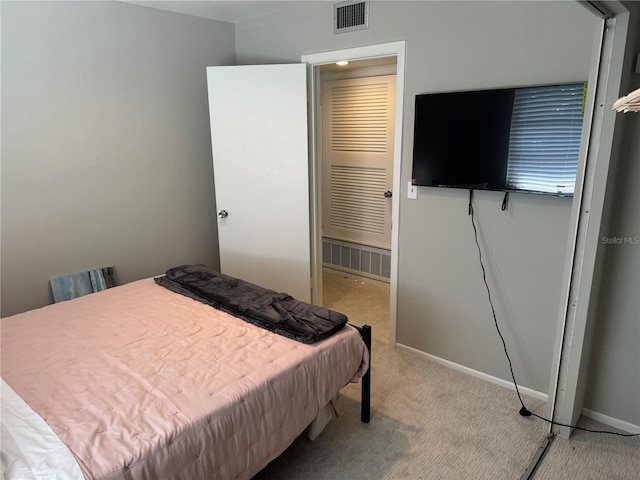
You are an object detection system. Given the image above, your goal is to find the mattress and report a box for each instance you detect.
[1,278,369,480]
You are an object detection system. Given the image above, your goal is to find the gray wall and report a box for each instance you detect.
[1,1,233,316]
[235,0,595,395]
[583,2,640,426]
[585,113,640,426]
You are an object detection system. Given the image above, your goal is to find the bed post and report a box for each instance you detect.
[360,324,371,423]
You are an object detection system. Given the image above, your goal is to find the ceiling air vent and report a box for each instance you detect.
[334,1,369,34]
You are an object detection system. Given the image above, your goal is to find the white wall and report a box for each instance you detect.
[0,1,234,316]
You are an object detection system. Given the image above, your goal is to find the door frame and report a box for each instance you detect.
[548,2,632,437]
[302,41,406,346]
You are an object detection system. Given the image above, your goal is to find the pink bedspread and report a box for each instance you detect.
[1,278,369,480]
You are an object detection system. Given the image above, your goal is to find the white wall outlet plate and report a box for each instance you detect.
[408,181,417,200]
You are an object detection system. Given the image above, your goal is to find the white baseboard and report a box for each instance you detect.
[394,343,640,434]
[581,408,640,434]
[395,343,548,402]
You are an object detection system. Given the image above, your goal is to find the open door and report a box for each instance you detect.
[206,64,311,303]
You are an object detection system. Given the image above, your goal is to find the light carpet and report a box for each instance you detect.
[254,338,548,479]
[254,271,639,479]
[535,416,639,479]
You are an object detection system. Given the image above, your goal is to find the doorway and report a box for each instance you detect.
[302,41,406,346]
[319,58,396,342]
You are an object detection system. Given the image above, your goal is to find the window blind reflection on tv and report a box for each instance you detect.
[411,82,586,196]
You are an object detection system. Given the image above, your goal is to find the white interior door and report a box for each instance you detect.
[206,64,311,302]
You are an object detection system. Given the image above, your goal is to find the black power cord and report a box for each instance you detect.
[468,194,640,438]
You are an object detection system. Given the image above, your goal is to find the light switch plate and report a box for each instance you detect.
[408,181,417,200]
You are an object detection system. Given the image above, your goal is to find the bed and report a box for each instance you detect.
[1,265,370,480]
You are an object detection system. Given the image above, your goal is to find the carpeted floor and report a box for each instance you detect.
[253,271,639,479]
[254,338,548,479]
[534,417,639,480]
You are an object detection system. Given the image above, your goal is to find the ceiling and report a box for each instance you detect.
[123,1,297,23]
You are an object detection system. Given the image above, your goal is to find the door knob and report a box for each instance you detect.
[383,191,393,198]
[218,210,229,218]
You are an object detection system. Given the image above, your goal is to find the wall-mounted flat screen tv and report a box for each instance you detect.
[411,82,587,196]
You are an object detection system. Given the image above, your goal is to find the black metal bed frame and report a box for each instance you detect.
[352,324,371,423]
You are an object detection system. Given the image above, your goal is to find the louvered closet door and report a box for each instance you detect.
[322,75,396,249]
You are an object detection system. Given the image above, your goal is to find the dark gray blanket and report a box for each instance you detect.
[154,264,348,344]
